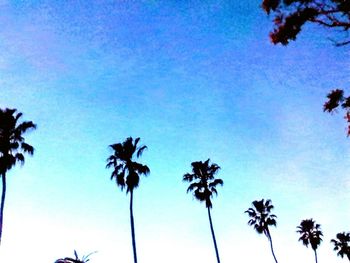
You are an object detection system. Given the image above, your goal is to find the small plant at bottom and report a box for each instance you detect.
[54,250,96,263]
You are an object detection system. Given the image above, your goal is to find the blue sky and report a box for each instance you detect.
[0,0,350,262]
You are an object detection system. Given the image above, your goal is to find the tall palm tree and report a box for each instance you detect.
[183,159,223,263]
[331,232,350,261]
[106,137,149,263]
[296,218,323,263]
[245,199,279,263]
[0,108,36,245]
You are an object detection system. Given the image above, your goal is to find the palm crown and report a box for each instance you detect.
[245,199,277,237]
[297,219,323,251]
[106,137,149,193]
[0,108,36,174]
[331,232,350,260]
[183,159,223,209]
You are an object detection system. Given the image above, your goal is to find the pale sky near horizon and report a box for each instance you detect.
[0,1,350,262]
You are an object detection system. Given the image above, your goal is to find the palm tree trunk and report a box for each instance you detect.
[130,190,137,263]
[314,249,318,263]
[207,207,221,263]
[0,173,6,246]
[266,229,278,263]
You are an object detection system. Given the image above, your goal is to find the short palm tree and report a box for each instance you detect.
[106,137,150,263]
[296,219,323,263]
[245,199,279,263]
[183,159,223,263]
[0,108,36,245]
[331,232,350,261]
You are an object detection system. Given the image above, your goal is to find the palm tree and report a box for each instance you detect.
[183,159,223,263]
[296,218,323,263]
[0,108,36,245]
[245,199,279,263]
[106,137,150,263]
[331,232,350,261]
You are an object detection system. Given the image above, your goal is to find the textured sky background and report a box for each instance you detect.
[0,0,350,262]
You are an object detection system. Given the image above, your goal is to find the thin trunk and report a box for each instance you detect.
[266,228,278,263]
[314,249,318,263]
[0,173,6,246]
[130,190,137,263]
[207,207,221,263]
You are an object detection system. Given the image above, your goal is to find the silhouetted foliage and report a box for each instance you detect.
[245,199,279,263]
[54,250,95,263]
[323,89,350,136]
[297,218,323,263]
[331,232,350,261]
[262,0,350,46]
[106,137,149,193]
[106,137,149,263]
[183,159,223,263]
[262,0,350,136]
[0,108,36,245]
[183,159,223,209]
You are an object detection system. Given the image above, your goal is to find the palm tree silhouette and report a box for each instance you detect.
[331,232,350,261]
[296,219,323,263]
[183,159,223,263]
[0,108,36,245]
[245,199,279,263]
[106,137,149,263]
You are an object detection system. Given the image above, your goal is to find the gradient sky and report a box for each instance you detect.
[0,1,350,262]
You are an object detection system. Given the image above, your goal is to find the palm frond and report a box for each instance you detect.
[209,179,223,188]
[208,163,220,177]
[109,143,122,151]
[116,172,126,189]
[266,217,277,226]
[136,145,147,158]
[105,155,117,168]
[134,137,140,148]
[244,208,257,217]
[15,153,25,165]
[10,142,19,150]
[21,142,34,155]
[132,161,150,175]
[264,199,274,211]
[186,182,202,193]
[16,120,36,134]
[247,218,256,226]
[183,173,194,182]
